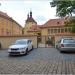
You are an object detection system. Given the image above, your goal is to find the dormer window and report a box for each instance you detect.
[57,22,60,24]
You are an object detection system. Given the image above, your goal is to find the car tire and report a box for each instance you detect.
[26,48,28,54]
[60,50,64,53]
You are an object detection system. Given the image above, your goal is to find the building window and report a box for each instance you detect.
[6,29,9,35]
[1,18,4,25]
[51,29,53,33]
[6,19,8,28]
[68,27,71,32]
[54,29,57,33]
[10,21,12,35]
[10,21,13,35]
[61,28,64,33]
[58,28,60,33]
[22,29,24,34]
[1,28,4,35]
[48,29,50,34]
[65,28,67,32]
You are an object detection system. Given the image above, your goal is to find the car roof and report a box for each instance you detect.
[16,39,31,41]
[61,37,74,40]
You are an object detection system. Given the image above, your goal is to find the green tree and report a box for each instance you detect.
[50,0,75,33]
[50,0,75,17]
[65,17,75,33]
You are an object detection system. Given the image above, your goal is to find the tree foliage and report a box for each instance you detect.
[50,0,75,33]
[50,0,75,17]
[65,17,75,33]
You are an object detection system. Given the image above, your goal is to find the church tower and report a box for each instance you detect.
[23,11,37,35]
[30,11,32,18]
[26,11,37,24]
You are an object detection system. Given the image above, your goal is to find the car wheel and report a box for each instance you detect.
[26,48,28,54]
[59,49,64,53]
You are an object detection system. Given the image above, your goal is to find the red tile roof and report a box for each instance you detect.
[27,24,41,32]
[27,18,66,33]
[40,18,65,28]
[26,11,37,24]
[26,17,37,24]
[0,11,9,18]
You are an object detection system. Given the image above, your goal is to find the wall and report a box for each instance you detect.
[0,15,22,36]
[41,28,48,36]
[0,35,37,49]
[39,34,75,47]
[12,22,22,35]
[23,22,33,35]
[55,34,75,47]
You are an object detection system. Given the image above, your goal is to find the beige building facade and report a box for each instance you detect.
[23,11,37,35]
[0,35,37,49]
[0,11,22,36]
[0,11,74,48]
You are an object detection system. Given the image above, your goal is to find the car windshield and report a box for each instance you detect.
[15,40,27,45]
[63,39,75,43]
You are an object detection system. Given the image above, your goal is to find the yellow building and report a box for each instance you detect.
[0,11,73,47]
[24,11,72,36]
[40,18,72,36]
[23,11,37,35]
[0,11,22,36]
[23,12,72,45]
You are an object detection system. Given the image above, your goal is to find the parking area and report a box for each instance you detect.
[1,48,75,61]
[0,48,75,74]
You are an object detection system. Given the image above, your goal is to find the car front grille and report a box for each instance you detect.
[9,52,20,55]
[11,48,19,50]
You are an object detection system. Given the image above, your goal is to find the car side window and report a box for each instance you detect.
[27,40,29,44]
[29,40,32,43]
[27,40,31,44]
[63,39,75,43]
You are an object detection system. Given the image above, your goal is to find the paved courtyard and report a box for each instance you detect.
[0,48,75,74]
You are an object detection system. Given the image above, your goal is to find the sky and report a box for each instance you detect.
[0,0,57,27]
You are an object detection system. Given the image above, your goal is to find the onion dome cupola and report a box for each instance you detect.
[30,11,32,18]
[26,11,37,24]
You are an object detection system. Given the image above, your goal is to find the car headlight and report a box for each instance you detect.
[19,47,26,50]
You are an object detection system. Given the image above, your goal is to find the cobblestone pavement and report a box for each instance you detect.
[0,48,75,74]
[0,59,75,74]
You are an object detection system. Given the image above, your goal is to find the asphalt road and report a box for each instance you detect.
[0,48,75,61]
